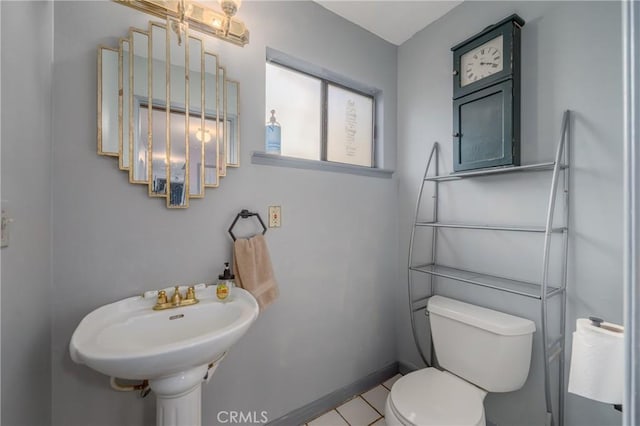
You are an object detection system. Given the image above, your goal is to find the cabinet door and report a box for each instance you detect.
[452,80,519,172]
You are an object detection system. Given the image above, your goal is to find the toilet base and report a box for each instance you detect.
[384,393,403,426]
[385,393,487,426]
[384,368,487,426]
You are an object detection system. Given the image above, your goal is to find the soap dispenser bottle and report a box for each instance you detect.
[217,262,235,301]
[265,109,281,154]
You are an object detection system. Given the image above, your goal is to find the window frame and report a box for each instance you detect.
[266,60,377,168]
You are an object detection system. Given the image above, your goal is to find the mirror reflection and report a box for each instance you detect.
[130,29,150,184]
[226,79,239,167]
[188,36,204,199]
[150,23,167,197]
[167,22,188,207]
[203,52,219,188]
[119,38,131,171]
[97,20,240,209]
[98,47,119,156]
[218,66,227,177]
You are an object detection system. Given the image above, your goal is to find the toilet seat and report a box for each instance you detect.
[388,368,486,426]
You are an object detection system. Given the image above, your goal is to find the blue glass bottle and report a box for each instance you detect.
[265,109,281,154]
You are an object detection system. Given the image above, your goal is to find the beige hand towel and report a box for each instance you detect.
[233,234,279,310]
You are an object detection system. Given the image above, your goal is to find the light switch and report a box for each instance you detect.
[268,206,281,228]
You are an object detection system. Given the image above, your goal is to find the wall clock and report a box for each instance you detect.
[451,14,525,172]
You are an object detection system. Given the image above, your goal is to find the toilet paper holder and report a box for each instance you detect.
[589,316,625,333]
[589,316,603,327]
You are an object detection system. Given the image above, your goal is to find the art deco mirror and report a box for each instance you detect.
[98,17,240,208]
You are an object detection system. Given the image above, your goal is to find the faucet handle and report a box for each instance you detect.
[185,286,196,300]
[152,290,171,311]
[182,286,199,306]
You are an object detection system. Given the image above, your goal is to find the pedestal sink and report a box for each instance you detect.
[70,285,259,426]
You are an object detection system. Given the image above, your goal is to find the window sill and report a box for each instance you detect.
[251,151,394,179]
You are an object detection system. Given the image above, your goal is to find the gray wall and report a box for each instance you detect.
[0,1,53,425]
[1,2,626,425]
[51,1,398,425]
[396,2,623,426]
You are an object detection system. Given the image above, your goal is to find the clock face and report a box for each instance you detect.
[460,35,504,87]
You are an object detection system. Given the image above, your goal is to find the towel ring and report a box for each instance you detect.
[228,209,268,241]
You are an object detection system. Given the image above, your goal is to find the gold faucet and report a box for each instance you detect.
[153,286,199,310]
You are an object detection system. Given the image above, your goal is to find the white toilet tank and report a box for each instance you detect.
[427,296,536,393]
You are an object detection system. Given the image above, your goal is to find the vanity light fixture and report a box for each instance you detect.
[115,0,249,46]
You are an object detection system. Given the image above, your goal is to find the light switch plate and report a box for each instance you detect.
[268,206,281,228]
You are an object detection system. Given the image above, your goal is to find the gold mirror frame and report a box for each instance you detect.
[97,19,240,209]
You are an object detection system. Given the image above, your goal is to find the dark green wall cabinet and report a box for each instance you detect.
[451,14,525,172]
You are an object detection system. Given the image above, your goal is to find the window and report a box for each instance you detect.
[265,63,322,160]
[265,61,375,168]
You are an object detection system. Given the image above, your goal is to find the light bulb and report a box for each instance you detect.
[211,18,223,29]
[219,0,240,17]
[195,128,212,143]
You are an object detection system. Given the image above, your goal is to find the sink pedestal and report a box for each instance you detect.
[150,365,209,426]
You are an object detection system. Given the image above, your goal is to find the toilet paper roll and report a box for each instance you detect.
[568,318,624,404]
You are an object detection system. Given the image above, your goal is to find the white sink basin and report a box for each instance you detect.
[70,286,259,380]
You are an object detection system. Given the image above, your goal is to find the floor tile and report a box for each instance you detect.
[361,384,389,415]
[382,373,402,390]
[371,417,387,426]
[337,396,381,426]
[308,409,348,426]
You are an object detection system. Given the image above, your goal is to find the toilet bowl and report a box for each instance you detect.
[385,296,536,426]
[384,368,486,426]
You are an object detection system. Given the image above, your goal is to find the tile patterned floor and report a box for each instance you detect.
[306,374,403,426]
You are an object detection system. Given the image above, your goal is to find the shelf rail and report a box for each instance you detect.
[407,110,571,426]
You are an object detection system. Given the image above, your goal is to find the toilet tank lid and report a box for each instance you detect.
[427,296,536,336]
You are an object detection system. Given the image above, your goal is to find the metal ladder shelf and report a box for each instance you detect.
[424,161,567,182]
[408,110,570,426]
[415,221,566,233]
[410,263,564,300]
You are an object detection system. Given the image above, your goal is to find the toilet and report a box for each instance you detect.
[385,295,536,426]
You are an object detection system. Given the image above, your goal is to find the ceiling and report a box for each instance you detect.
[314,1,463,46]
